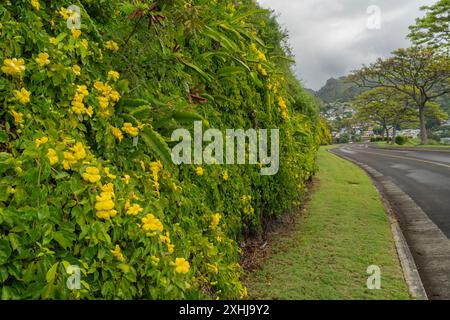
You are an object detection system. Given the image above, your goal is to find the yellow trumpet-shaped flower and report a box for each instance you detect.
[111,127,123,141]
[105,40,119,51]
[82,167,101,183]
[127,203,143,216]
[111,245,125,262]
[108,71,120,80]
[35,137,49,148]
[71,28,81,39]
[14,88,31,104]
[122,123,139,137]
[31,0,40,10]
[47,148,58,165]
[174,258,190,274]
[2,58,26,76]
[36,52,50,66]
[141,214,164,233]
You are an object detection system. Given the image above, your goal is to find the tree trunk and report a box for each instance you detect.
[385,127,390,144]
[419,106,428,145]
[392,126,397,145]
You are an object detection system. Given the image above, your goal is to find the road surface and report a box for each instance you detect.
[332,144,450,299]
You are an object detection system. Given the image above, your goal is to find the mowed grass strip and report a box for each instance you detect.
[244,147,410,300]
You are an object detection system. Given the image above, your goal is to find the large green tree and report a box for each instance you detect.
[353,88,417,143]
[350,47,450,144]
[409,0,450,52]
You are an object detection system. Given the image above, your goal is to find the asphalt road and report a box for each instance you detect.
[332,144,450,299]
[333,144,450,238]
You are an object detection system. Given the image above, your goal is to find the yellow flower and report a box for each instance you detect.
[111,245,125,262]
[36,52,50,66]
[105,40,119,51]
[108,71,120,80]
[104,168,117,180]
[95,197,115,211]
[2,58,26,76]
[101,183,115,194]
[72,65,81,75]
[174,258,190,274]
[127,204,143,216]
[167,243,175,254]
[71,142,86,160]
[10,111,23,125]
[280,110,289,120]
[86,106,94,117]
[80,39,89,49]
[97,97,109,110]
[278,97,287,110]
[35,137,49,148]
[82,167,101,183]
[58,7,69,20]
[141,214,164,233]
[122,175,130,185]
[14,88,31,104]
[257,51,266,61]
[195,166,204,176]
[210,213,221,229]
[49,37,59,45]
[222,170,229,181]
[31,0,40,10]
[71,28,81,39]
[62,152,76,170]
[122,123,139,137]
[47,149,58,165]
[111,127,123,141]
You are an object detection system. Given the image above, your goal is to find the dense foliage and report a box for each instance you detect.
[0,0,326,299]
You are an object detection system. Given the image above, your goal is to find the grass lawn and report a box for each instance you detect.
[244,147,411,300]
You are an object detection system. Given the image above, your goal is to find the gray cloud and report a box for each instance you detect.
[257,0,438,90]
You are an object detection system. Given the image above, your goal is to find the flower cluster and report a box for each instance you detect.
[94,81,121,118]
[62,142,87,170]
[150,161,163,197]
[277,97,289,120]
[71,85,93,117]
[110,126,124,141]
[95,183,118,220]
[122,122,141,137]
[210,213,222,229]
[141,214,164,236]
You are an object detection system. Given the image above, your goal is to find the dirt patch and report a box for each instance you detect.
[239,179,317,273]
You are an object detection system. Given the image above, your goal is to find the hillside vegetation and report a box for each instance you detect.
[0,0,329,299]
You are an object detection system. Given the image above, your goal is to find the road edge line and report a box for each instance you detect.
[329,149,428,300]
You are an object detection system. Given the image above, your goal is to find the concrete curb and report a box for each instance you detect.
[329,149,428,300]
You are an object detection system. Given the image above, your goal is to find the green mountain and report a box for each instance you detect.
[314,77,366,104]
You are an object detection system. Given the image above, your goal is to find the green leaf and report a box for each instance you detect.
[217,66,246,78]
[46,262,59,283]
[0,240,11,265]
[140,127,173,167]
[181,60,212,82]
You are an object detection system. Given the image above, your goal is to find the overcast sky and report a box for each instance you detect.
[257,0,438,90]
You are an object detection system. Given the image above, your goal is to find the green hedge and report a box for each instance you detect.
[0,0,327,299]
